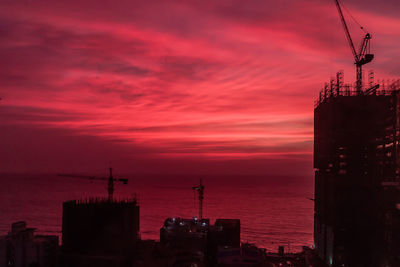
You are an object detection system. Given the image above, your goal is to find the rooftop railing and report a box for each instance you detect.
[65,196,138,205]
[315,75,400,108]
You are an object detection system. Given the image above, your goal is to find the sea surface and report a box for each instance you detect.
[0,173,314,252]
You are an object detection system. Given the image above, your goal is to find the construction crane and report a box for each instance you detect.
[192,179,204,220]
[58,168,128,201]
[334,0,374,93]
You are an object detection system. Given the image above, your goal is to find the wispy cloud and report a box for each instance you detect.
[0,0,398,174]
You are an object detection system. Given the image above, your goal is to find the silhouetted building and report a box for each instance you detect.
[0,221,58,267]
[160,217,242,266]
[314,77,400,266]
[61,198,139,267]
[207,218,241,264]
[216,243,267,266]
[160,217,209,265]
[212,219,240,248]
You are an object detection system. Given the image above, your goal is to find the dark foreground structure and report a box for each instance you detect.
[0,221,59,267]
[61,198,139,267]
[314,76,400,266]
[160,217,246,266]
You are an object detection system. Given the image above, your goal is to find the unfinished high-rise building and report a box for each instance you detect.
[314,73,400,267]
[62,197,139,267]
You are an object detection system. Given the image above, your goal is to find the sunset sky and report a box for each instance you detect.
[1,0,399,175]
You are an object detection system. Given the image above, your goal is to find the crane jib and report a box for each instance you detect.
[58,168,129,200]
[334,0,374,92]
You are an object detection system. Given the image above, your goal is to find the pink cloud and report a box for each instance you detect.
[0,0,399,174]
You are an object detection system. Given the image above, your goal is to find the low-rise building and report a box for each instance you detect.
[0,221,58,267]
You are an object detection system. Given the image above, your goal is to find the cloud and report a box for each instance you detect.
[0,0,398,175]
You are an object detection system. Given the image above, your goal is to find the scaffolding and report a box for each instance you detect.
[313,72,400,266]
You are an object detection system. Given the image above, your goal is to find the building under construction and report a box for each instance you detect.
[314,75,400,266]
[62,198,139,267]
[313,0,400,266]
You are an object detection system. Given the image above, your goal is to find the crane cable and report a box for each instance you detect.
[338,0,368,33]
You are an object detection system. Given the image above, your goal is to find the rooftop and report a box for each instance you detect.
[63,197,138,206]
[314,74,400,108]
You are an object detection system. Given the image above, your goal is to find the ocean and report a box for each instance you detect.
[0,173,314,252]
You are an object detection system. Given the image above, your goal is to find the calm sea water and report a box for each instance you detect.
[0,173,314,252]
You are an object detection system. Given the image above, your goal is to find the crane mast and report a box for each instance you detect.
[192,179,204,220]
[334,0,373,93]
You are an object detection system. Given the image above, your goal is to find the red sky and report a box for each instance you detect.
[1,0,399,176]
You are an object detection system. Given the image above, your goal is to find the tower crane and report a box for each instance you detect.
[334,0,374,93]
[58,168,128,201]
[192,179,204,220]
